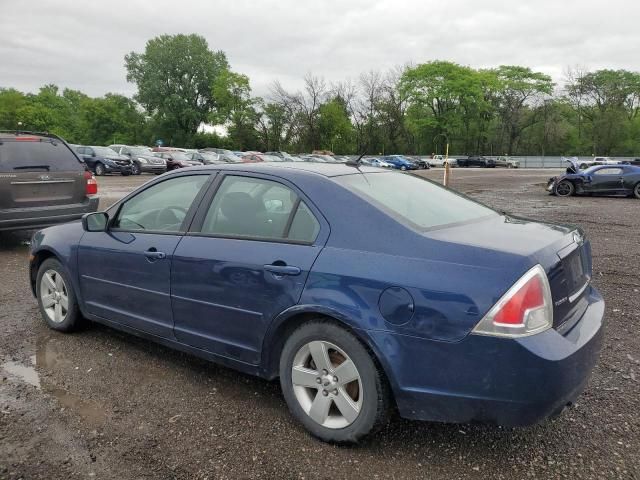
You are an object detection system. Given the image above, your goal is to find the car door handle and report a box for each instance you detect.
[144,249,166,260]
[264,264,301,276]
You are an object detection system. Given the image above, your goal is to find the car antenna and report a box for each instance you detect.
[346,149,367,169]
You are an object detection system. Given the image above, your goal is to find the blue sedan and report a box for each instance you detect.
[380,155,418,170]
[28,163,604,443]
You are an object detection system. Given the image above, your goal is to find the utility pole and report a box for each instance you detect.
[443,142,451,187]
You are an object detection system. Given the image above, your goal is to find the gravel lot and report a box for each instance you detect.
[1,168,638,479]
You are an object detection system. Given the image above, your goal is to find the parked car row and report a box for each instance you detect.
[70,140,540,175]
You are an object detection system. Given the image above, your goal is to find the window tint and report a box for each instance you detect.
[594,167,623,175]
[201,175,319,242]
[0,140,83,172]
[288,202,320,242]
[114,175,208,232]
[335,172,497,230]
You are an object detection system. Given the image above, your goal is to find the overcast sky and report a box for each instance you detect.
[1,0,637,99]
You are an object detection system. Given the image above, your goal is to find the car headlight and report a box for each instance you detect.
[137,157,148,164]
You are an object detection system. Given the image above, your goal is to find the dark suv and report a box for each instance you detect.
[457,156,496,168]
[74,146,133,176]
[0,131,99,232]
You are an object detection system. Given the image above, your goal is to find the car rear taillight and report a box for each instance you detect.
[84,171,98,196]
[472,265,553,338]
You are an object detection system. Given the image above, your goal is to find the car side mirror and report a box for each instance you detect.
[82,212,109,232]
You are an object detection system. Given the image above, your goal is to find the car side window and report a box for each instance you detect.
[595,167,622,175]
[113,175,209,232]
[200,175,320,243]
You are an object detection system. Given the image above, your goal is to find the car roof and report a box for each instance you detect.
[185,161,385,178]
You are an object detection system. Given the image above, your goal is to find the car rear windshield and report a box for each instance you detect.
[335,172,497,231]
[0,139,83,172]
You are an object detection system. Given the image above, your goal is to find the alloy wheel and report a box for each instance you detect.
[40,269,69,324]
[291,341,363,429]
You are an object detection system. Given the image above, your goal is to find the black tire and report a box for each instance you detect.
[400,166,407,171]
[634,182,640,199]
[279,320,390,443]
[555,180,575,197]
[121,171,131,176]
[579,163,588,170]
[131,162,141,175]
[35,258,83,332]
[94,163,105,176]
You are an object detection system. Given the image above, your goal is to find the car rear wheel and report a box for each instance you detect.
[94,163,105,176]
[555,180,575,197]
[36,258,83,332]
[634,182,640,199]
[279,321,389,443]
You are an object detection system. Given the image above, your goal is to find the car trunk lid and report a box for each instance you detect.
[424,215,591,331]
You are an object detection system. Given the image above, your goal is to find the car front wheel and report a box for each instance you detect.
[132,163,141,175]
[279,321,389,443]
[555,180,575,197]
[634,182,640,199]
[36,258,83,332]
[94,163,105,176]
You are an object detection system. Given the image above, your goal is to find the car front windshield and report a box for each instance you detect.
[169,152,189,161]
[93,146,120,157]
[335,172,497,230]
[130,147,152,155]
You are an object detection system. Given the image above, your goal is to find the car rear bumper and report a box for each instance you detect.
[367,287,604,427]
[0,197,99,231]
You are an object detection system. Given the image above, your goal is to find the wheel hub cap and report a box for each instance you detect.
[291,340,363,429]
[40,270,68,324]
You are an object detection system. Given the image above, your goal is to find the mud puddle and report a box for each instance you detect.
[2,338,107,427]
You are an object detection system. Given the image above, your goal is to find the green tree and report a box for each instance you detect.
[0,89,27,130]
[400,61,486,154]
[80,94,146,145]
[125,34,229,145]
[318,97,353,153]
[212,70,259,150]
[565,68,640,154]
[490,66,554,154]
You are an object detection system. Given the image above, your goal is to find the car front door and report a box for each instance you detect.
[78,147,95,171]
[589,167,625,194]
[171,173,328,364]
[77,173,212,337]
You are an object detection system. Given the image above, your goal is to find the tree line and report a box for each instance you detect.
[2,33,640,157]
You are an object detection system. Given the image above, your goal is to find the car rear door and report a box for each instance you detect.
[0,138,86,211]
[171,173,328,365]
[77,173,212,337]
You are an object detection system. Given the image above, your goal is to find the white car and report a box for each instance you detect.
[578,157,621,169]
[495,156,520,168]
[428,155,457,167]
[362,157,393,168]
